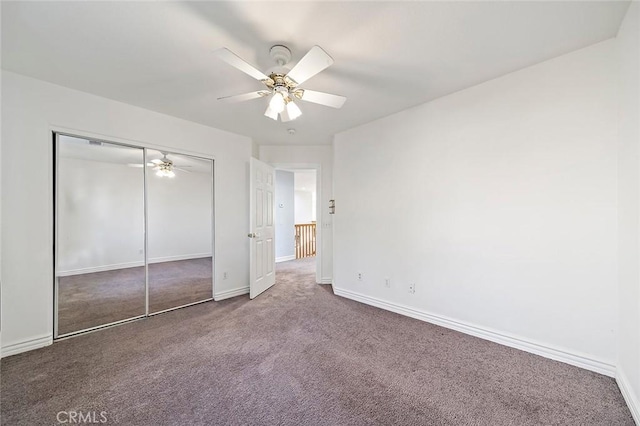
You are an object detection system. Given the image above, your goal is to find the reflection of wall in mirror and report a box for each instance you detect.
[147,161,212,261]
[57,157,212,275]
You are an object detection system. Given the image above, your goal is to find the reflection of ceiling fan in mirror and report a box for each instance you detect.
[214,44,346,122]
[127,153,191,178]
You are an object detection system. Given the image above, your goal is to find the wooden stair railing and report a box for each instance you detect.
[295,223,316,259]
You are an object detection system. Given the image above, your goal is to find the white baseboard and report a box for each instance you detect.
[617,368,640,425]
[320,277,332,284]
[58,253,212,276]
[333,287,616,377]
[1,333,53,358]
[214,287,249,301]
[150,253,211,264]
[276,255,296,263]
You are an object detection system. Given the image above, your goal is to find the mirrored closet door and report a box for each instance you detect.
[55,134,214,338]
[55,134,146,336]
[147,149,213,314]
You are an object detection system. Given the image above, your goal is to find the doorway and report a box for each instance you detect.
[274,169,318,278]
[54,133,214,338]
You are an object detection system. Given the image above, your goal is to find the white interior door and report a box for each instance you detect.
[249,157,276,299]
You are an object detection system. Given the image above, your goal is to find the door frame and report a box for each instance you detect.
[52,128,216,339]
[270,162,322,284]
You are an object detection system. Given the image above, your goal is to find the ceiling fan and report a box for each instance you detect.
[127,153,191,178]
[214,44,346,122]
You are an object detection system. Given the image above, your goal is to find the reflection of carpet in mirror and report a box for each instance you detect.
[148,257,213,313]
[57,257,213,335]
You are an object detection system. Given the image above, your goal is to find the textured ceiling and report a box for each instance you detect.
[2,1,630,145]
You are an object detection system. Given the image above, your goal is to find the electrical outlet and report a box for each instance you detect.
[409,283,416,294]
[357,272,363,281]
[223,272,228,280]
[385,277,391,288]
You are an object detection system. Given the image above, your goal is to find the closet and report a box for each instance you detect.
[54,133,214,337]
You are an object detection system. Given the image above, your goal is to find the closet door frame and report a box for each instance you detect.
[53,130,215,339]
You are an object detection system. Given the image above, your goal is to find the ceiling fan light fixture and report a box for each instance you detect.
[269,91,286,113]
[264,105,278,121]
[286,101,302,121]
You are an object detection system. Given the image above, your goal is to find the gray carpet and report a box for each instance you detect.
[58,257,213,335]
[2,257,633,425]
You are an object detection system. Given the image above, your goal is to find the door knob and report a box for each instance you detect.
[248,233,256,238]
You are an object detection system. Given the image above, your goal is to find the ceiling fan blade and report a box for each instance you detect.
[127,163,144,168]
[286,46,334,86]
[217,91,270,103]
[214,48,271,82]
[297,89,346,109]
[151,159,163,164]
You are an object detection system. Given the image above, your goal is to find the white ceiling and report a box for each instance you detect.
[2,1,630,146]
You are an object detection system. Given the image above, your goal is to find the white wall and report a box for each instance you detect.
[616,1,640,421]
[0,1,4,347]
[294,191,314,224]
[333,40,618,375]
[1,71,252,355]
[259,145,333,284]
[294,171,317,224]
[275,170,295,261]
